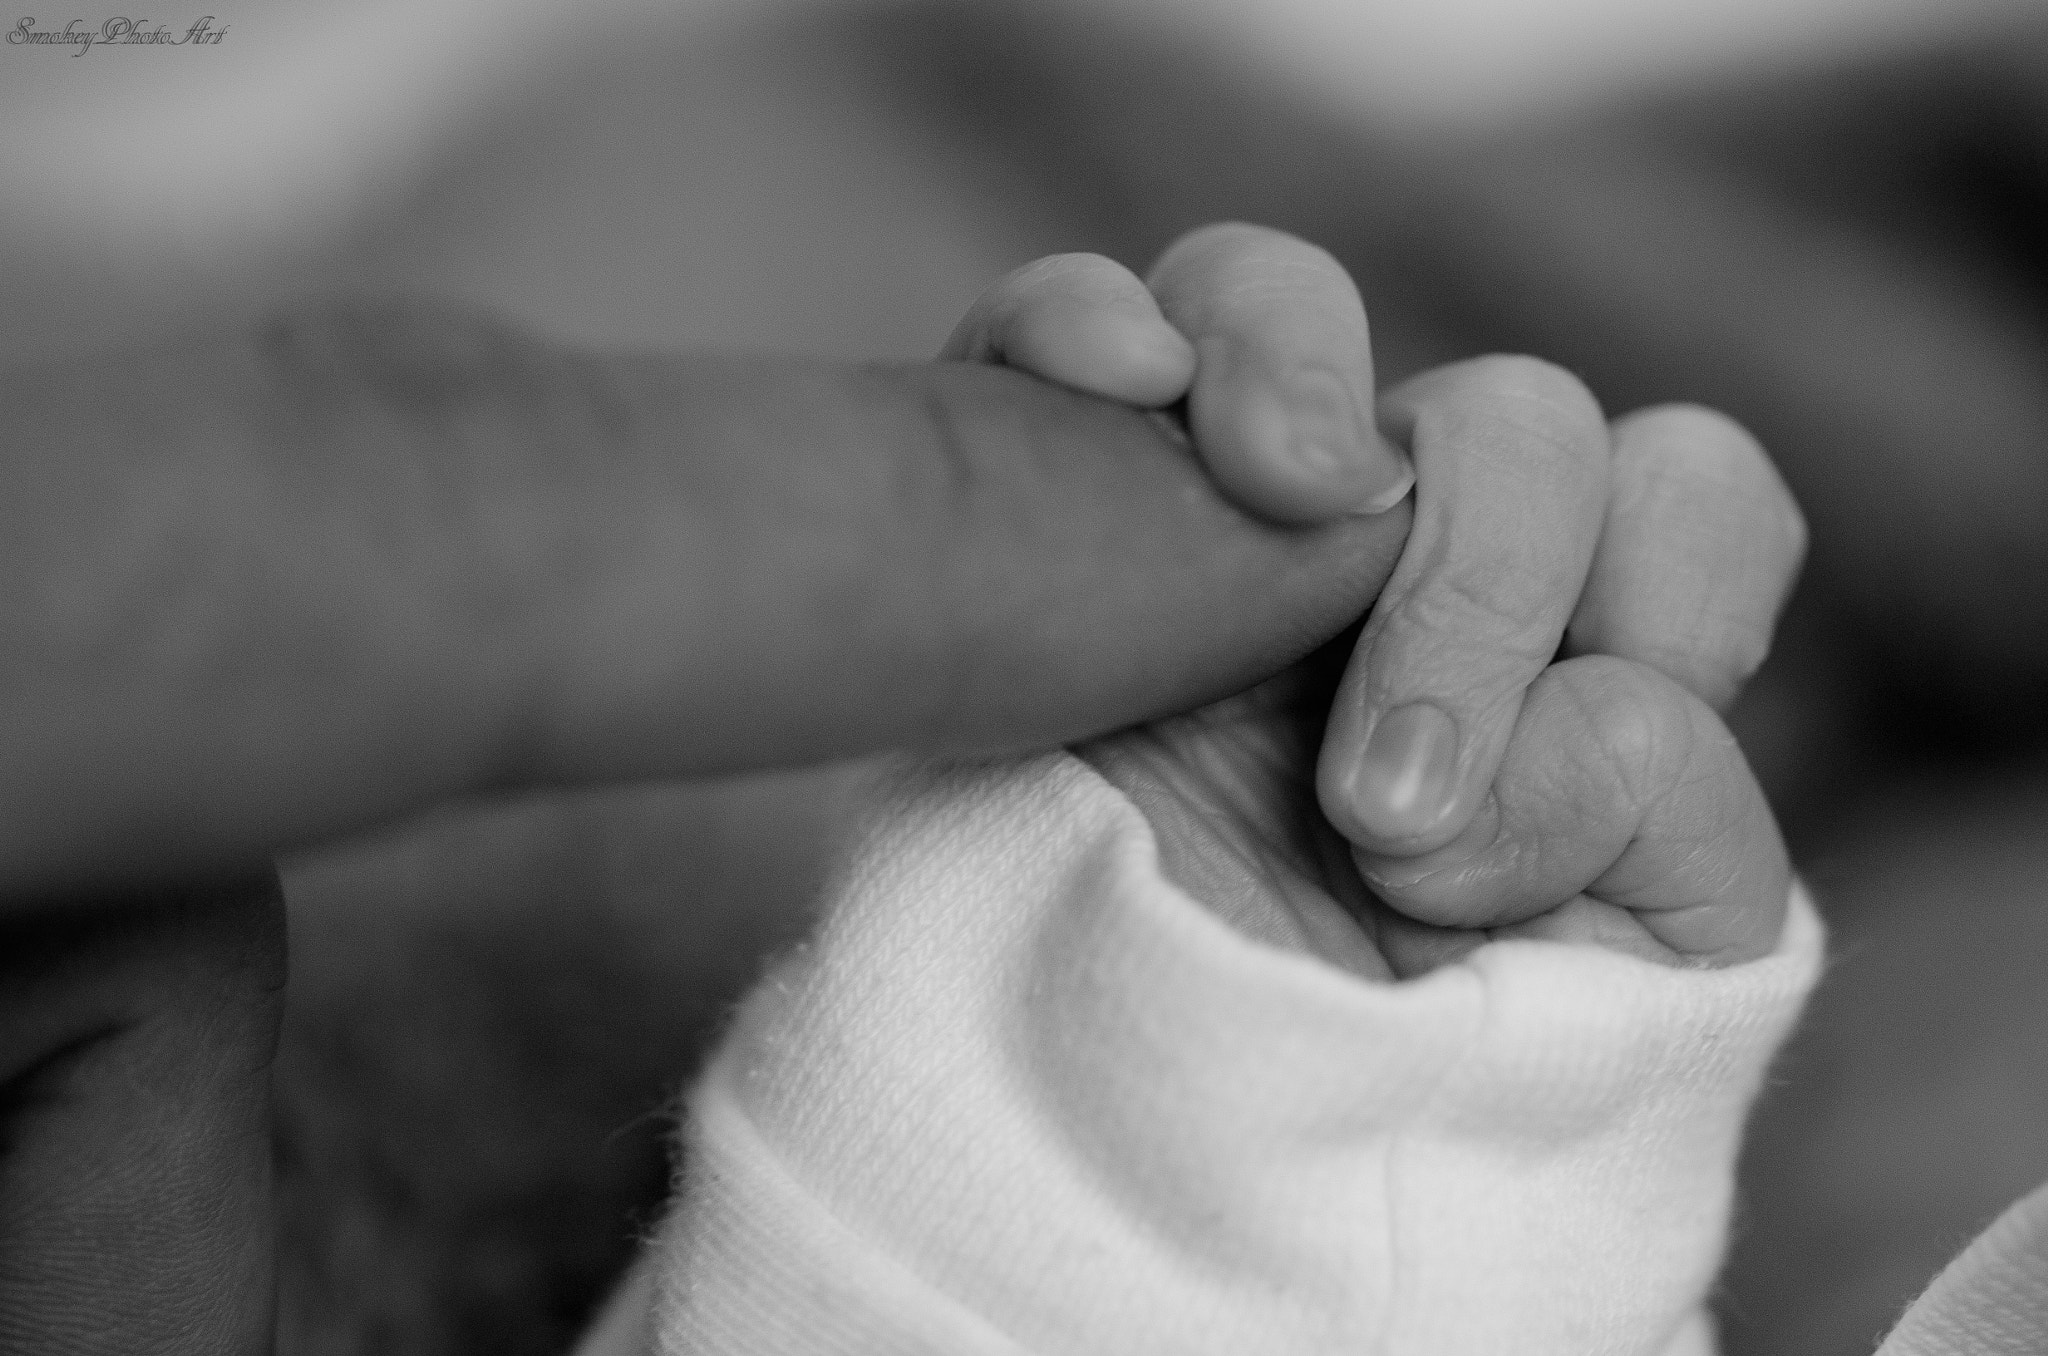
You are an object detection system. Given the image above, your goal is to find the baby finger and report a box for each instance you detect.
[1352,655,1790,967]
[940,252,1194,407]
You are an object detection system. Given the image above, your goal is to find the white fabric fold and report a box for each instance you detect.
[628,753,1823,1356]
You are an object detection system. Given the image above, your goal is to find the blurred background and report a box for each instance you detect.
[8,0,2048,1352]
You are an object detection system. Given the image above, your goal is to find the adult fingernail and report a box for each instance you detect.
[1344,702,1458,839]
[1287,368,1411,514]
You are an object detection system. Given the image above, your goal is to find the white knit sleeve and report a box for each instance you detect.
[614,752,1823,1356]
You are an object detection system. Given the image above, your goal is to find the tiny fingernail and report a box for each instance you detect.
[1121,317,1196,380]
[1344,702,1459,840]
[1284,368,1362,477]
[1287,369,1411,514]
[1139,319,1197,366]
[1353,430,1415,514]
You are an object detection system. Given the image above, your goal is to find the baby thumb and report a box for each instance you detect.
[1877,1178,2048,1356]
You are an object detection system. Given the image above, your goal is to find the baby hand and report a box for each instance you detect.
[942,232,1414,522]
[947,225,1805,977]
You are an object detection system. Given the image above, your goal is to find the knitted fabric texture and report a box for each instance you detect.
[632,753,1823,1356]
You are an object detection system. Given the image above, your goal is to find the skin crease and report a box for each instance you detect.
[0,878,284,1356]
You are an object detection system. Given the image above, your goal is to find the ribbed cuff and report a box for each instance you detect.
[643,754,1824,1356]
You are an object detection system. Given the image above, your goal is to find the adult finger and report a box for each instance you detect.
[0,873,284,1355]
[0,301,1408,899]
[940,252,1194,407]
[1567,405,1806,712]
[1146,222,1412,523]
[1354,656,1790,966]
[1316,356,1611,854]
[1878,1178,2048,1356]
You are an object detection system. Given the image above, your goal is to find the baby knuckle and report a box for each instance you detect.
[1040,250,1123,276]
[1548,656,1692,802]
[1616,402,1755,466]
[1009,253,1127,296]
[1244,233,1348,283]
[1387,568,1561,667]
[1152,221,1261,278]
[1616,407,1750,517]
[1159,223,1350,303]
[1621,403,1807,560]
[1458,354,1605,442]
[1172,220,1293,261]
[1404,358,1607,497]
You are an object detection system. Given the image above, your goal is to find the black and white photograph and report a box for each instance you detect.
[3,0,2046,1352]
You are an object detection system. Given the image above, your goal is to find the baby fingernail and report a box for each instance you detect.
[1284,369,1360,476]
[1353,431,1414,513]
[1287,369,1411,514]
[1126,319,1197,384]
[1345,702,1458,839]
